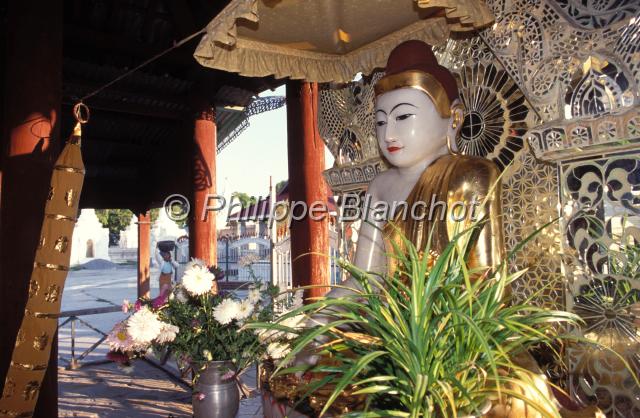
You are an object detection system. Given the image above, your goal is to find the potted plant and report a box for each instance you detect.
[248,222,634,417]
[106,259,277,418]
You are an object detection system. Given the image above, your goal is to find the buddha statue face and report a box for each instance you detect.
[375,88,456,169]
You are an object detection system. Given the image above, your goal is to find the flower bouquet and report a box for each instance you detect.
[106,259,277,417]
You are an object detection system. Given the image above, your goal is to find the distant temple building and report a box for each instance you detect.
[119,215,138,249]
[70,209,111,266]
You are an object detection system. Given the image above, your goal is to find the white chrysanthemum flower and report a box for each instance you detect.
[185,257,207,271]
[127,308,163,344]
[212,299,241,325]
[236,299,254,322]
[266,342,290,360]
[156,323,179,344]
[255,328,278,343]
[182,265,214,296]
[280,314,305,339]
[247,288,261,305]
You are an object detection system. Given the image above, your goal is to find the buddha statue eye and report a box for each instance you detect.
[396,113,414,121]
[376,120,387,127]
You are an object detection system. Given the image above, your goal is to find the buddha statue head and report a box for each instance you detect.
[374,40,463,168]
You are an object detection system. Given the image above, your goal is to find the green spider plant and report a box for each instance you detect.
[248,219,585,418]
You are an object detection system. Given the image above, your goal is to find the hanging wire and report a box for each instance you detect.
[79,27,207,102]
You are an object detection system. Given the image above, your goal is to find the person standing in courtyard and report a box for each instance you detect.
[156,248,178,294]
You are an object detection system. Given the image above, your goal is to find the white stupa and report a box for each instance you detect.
[70,209,110,266]
[119,215,139,249]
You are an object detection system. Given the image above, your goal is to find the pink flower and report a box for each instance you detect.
[222,370,235,380]
[134,300,142,312]
[196,392,206,401]
[121,299,130,313]
[106,321,137,352]
[152,293,168,309]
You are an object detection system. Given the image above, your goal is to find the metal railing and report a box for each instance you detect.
[57,305,192,390]
[57,305,121,370]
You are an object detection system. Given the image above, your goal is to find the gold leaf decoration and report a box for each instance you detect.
[54,236,68,253]
[64,189,74,207]
[0,117,85,415]
[44,285,60,303]
[21,382,39,402]
[27,280,39,299]
[32,333,48,351]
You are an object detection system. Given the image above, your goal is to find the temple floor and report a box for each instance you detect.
[59,361,263,417]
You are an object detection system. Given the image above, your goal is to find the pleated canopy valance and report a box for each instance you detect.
[194,0,494,83]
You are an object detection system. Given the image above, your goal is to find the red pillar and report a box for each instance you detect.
[190,106,217,268]
[286,80,330,300]
[137,212,151,299]
[0,1,62,416]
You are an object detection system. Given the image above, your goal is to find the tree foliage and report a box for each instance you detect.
[95,209,133,235]
[232,192,257,208]
[150,208,160,223]
[275,180,287,194]
[96,209,134,246]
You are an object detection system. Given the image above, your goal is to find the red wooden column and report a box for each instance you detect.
[137,212,151,299]
[190,106,217,267]
[0,0,62,416]
[286,80,330,300]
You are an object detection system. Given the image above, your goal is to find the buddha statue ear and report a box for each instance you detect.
[446,100,464,155]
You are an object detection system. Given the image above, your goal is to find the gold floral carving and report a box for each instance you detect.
[27,280,39,299]
[21,382,38,402]
[64,189,74,207]
[32,333,48,351]
[44,285,60,303]
[54,236,68,253]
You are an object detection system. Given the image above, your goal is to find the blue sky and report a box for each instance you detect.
[216,85,334,200]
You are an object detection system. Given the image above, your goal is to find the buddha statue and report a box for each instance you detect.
[280,40,584,418]
[331,40,503,296]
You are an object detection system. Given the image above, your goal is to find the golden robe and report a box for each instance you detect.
[384,154,504,274]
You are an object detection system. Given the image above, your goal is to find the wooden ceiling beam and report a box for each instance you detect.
[64,24,198,68]
[62,77,187,102]
[164,0,197,36]
[66,97,186,120]
[62,96,190,121]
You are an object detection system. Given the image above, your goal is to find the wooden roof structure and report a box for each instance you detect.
[59,0,283,212]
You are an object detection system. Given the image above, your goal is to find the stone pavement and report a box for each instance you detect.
[59,360,264,417]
